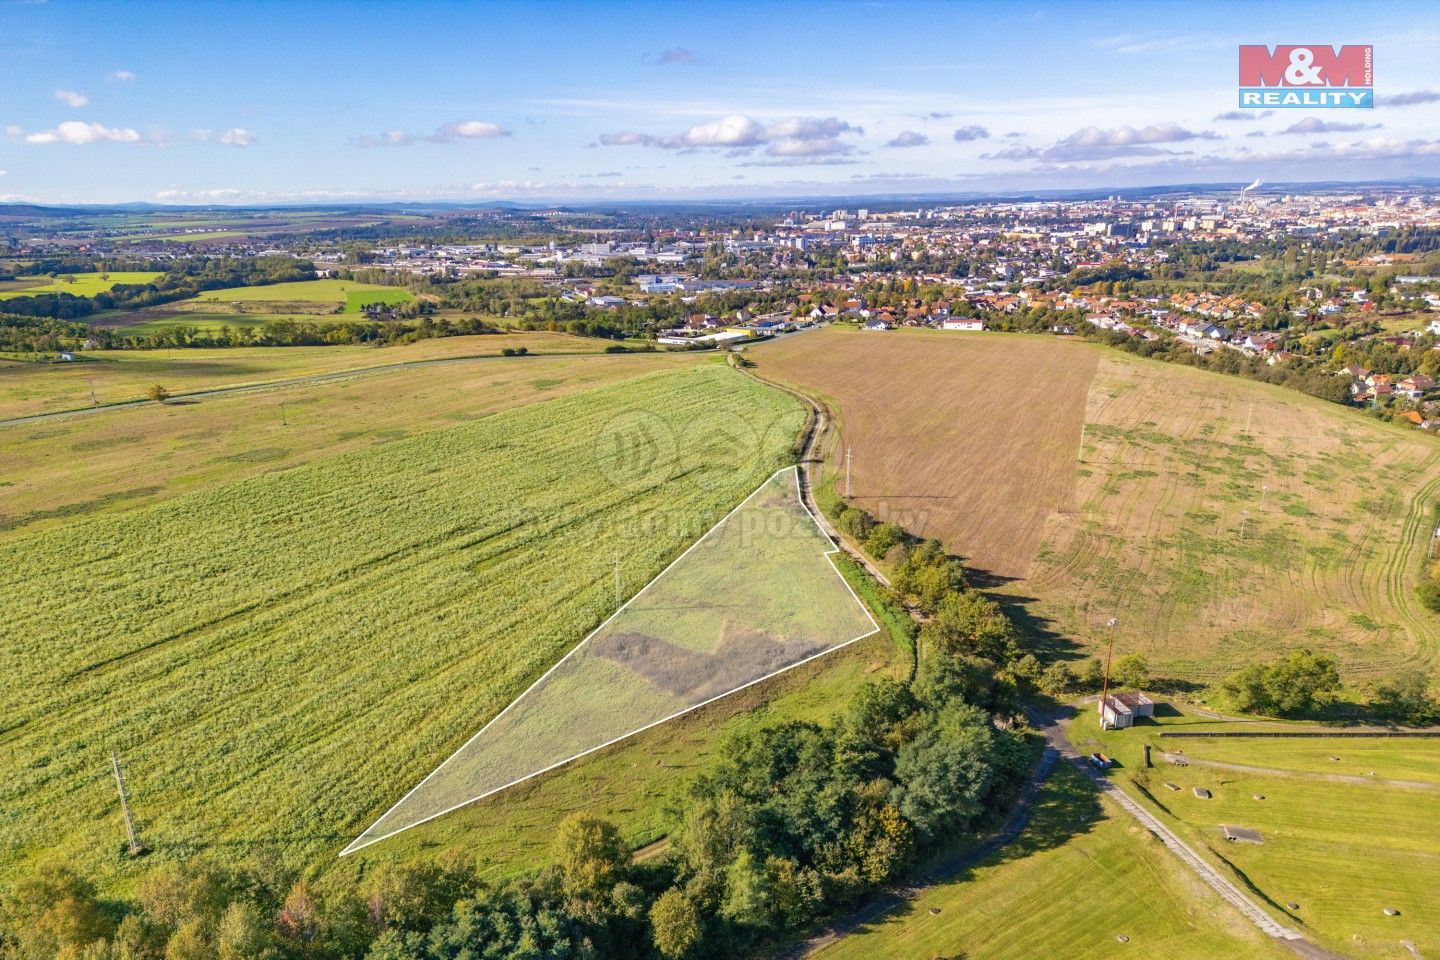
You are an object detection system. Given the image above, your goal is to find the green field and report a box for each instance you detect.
[348,628,905,881]
[0,331,602,419]
[1073,706,1440,959]
[113,310,323,337]
[0,271,164,299]
[189,278,412,313]
[0,350,705,537]
[816,763,1288,960]
[347,466,877,853]
[0,365,806,889]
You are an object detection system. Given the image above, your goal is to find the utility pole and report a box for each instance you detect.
[280,402,288,427]
[87,378,98,407]
[110,752,146,857]
[1078,422,1087,463]
[1098,617,1118,730]
[844,445,853,498]
[613,551,621,609]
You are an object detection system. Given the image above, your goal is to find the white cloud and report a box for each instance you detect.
[1278,118,1380,135]
[682,115,767,147]
[355,120,511,147]
[427,120,511,142]
[886,130,929,148]
[1037,122,1218,161]
[218,128,255,147]
[766,137,852,158]
[191,128,257,147]
[54,89,88,108]
[597,114,860,157]
[111,70,135,81]
[18,121,141,145]
[1385,90,1440,107]
[952,124,990,141]
[980,143,1041,161]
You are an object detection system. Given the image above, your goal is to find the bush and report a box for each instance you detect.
[1219,648,1340,716]
[864,522,904,558]
[836,506,875,542]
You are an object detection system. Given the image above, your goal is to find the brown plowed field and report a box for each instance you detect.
[755,327,1097,581]
[755,327,1440,680]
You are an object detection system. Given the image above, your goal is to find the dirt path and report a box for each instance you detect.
[737,351,891,588]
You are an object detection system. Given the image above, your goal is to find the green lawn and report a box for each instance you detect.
[1072,705,1440,958]
[0,271,164,299]
[816,763,1289,960]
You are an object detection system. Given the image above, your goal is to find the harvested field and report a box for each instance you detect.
[1022,352,1440,680]
[755,327,1097,580]
[755,328,1440,680]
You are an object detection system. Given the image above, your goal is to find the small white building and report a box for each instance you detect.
[1099,691,1155,729]
[941,318,985,331]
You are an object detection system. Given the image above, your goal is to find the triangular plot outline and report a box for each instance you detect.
[341,465,879,855]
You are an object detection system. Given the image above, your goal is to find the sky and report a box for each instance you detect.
[1,0,1438,205]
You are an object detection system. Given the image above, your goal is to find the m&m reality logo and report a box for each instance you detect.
[1238,45,1373,108]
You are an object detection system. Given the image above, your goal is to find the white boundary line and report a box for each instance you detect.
[341,465,880,856]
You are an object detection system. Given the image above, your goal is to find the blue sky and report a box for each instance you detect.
[2,0,1438,204]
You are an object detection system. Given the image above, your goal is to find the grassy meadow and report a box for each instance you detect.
[0,330,607,419]
[814,763,1289,960]
[0,271,164,299]
[189,277,412,312]
[1,365,807,891]
[96,278,416,336]
[0,350,705,536]
[1071,706,1440,959]
[1021,351,1440,682]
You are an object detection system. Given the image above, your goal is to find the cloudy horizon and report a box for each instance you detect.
[2,0,1437,205]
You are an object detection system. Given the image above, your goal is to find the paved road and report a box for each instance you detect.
[0,349,628,428]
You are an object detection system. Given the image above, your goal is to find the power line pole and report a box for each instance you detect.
[1078,422,1087,463]
[844,445,853,498]
[87,378,98,407]
[1098,617,1118,730]
[110,752,146,857]
[280,402,288,427]
[613,551,621,609]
